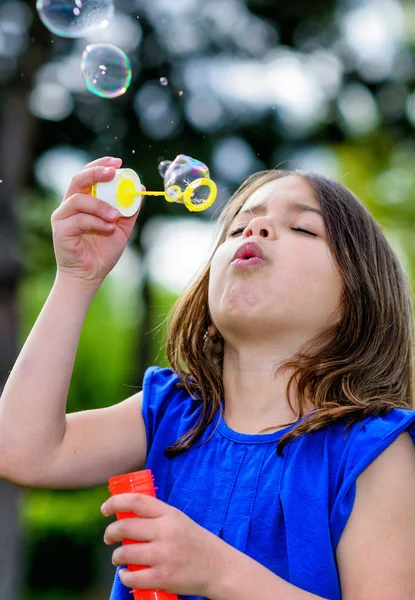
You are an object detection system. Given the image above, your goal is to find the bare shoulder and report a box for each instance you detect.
[336,432,415,599]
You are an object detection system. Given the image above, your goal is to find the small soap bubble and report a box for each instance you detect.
[157,160,171,178]
[36,0,114,38]
[81,43,132,98]
[132,149,136,154]
[158,154,212,206]
[159,77,168,86]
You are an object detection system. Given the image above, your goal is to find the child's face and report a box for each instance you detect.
[208,175,343,348]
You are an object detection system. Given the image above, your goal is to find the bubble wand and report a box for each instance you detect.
[92,154,217,216]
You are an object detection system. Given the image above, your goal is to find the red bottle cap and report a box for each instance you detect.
[108,469,156,496]
[133,591,178,600]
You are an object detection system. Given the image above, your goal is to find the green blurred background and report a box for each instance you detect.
[1,0,415,597]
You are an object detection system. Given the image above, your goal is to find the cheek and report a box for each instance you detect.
[209,244,228,282]
[303,253,342,305]
[281,249,337,298]
[208,248,226,306]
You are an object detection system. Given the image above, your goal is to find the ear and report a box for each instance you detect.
[208,323,221,338]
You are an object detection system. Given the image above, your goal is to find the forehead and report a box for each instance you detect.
[242,175,318,213]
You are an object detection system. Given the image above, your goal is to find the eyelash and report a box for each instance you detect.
[228,226,317,237]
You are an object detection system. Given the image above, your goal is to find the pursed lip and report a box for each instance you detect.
[231,241,265,262]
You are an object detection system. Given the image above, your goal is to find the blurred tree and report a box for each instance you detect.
[0,9,52,600]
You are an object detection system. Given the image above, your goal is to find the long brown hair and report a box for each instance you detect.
[164,169,415,457]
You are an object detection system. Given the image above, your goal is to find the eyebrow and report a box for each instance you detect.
[237,201,323,219]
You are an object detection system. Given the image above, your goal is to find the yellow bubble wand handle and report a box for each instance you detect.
[91,169,217,216]
[136,191,166,197]
[136,177,217,212]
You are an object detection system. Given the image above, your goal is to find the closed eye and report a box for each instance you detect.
[291,227,317,237]
[228,226,245,237]
[228,226,316,237]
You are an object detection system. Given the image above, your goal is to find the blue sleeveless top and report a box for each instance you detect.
[110,366,415,600]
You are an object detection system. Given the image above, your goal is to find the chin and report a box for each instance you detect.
[227,282,265,312]
[222,304,269,330]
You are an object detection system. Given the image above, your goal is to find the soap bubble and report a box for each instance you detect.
[158,154,212,207]
[36,0,114,38]
[81,43,132,98]
[159,77,168,86]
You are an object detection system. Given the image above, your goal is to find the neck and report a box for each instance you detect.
[221,342,314,433]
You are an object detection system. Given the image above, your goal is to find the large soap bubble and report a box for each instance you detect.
[158,154,216,210]
[81,43,132,98]
[36,0,114,38]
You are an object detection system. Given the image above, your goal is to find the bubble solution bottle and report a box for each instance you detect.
[108,469,179,600]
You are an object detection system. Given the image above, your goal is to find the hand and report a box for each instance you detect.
[51,156,145,288]
[101,492,224,598]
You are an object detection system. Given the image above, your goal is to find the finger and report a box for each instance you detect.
[63,165,118,201]
[118,565,159,591]
[104,517,155,545]
[84,156,122,169]
[101,493,168,519]
[112,541,156,569]
[53,193,120,223]
[60,213,117,237]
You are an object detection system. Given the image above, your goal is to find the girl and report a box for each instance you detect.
[0,156,414,600]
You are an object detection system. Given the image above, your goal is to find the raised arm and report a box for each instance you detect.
[0,156,146,489]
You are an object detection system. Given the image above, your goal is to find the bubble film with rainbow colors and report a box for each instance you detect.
[36,0,114,38]
[81,43,132,99]
[158,155,211,205]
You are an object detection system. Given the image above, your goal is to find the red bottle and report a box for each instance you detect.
[108,469,179,600]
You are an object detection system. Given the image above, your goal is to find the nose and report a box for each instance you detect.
[242,216,273,239]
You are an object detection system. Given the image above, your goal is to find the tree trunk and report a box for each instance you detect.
[0,479,23,599]
[0,28,44,593]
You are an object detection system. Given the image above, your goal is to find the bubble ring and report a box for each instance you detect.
[165,185,182,203]
[183,178,217,212]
